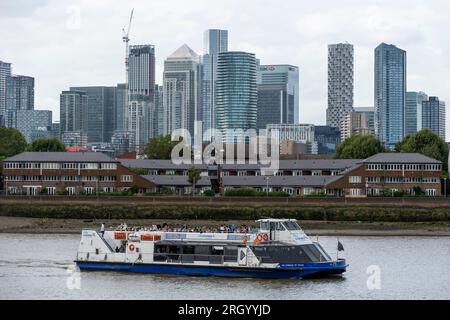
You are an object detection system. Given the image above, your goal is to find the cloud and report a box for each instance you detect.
[1,0,450,139]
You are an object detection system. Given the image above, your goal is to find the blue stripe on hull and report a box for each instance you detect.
[75,261,347,279]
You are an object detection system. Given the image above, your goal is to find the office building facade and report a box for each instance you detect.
[405,92,428,135]
[327,43,354,128]
[257,65,299,130]
[5,75,34,128]
[0,61,12,126]
[163,44,200,137]
[216,51,257,144]
[374,43,407,149]
[60,90,88,135]
[422,97,446,140]
[127,45,156,151]
[70,86,117,143]
[16,109,52,143]
[201,29,228,139]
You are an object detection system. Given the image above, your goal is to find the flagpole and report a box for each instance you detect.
[336,237,339,262]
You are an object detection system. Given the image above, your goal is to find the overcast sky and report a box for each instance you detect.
[1,0,450,139]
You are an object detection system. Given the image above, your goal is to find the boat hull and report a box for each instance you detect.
[75,260,347,279]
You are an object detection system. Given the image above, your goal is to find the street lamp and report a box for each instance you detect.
[265,176,270,196]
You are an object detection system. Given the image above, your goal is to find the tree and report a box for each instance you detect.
[187,167,202,196]
[335,135,386,159]
[27,137,66,152]
[0,127,28,158]
[144,135,180,160]
[395,129,449,172]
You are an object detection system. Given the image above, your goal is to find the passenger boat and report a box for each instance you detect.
[75,219,348,279]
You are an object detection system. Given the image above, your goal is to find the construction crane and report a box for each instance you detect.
[122,8,134,130]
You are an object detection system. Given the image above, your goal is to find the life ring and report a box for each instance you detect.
[256,234,264,242]
[262,233,269,241]
[128,244,135,252]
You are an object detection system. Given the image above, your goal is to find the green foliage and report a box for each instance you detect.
[395,129,448,172]
[224,188,290,197]
[203,189,215,197]
[335,135,386,159]
[3,203,450,222]
[0,127,28,158]
[144,135,180,160]
[187,167,202,185]
[131,167,147,175]
[27,137,66,152]
[413,186,425,196]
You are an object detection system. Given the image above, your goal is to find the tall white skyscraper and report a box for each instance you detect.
[201,29,228,140]
[163,44,201,137]
[326,43,354,129]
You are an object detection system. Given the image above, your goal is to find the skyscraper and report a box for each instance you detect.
[0,61,12,126]
[127,45,156,151]
[406,92,428,135]
[327,43,354,128]
[201,29,228,139]
[374,43,407,149]
[422,97,446,140]
[216,51,257,144]
[163,44,201,137]
[16,109,52,143]
[154,84,164,137]
[5,75,34,128]
[115,83,126,131]
[257,65,299,129]
[70,86,117,143]
[60,90,88,135]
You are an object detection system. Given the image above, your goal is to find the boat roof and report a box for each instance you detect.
[257,219,298,223]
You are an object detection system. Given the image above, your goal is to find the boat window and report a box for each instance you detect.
[251,244,328,263]
[275,222,285,231]
[183,246,195,255]
[260,222,270,230]
[283,221,300,231]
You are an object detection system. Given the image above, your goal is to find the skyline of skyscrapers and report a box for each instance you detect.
[326,43,354,129]
[374,43,407,149]
[2,29,448,153]
[216,51,257,144]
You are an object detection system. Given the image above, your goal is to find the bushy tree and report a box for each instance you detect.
[187,167,202,195]
[144,135,180,160]
[0,127,28,158]
[335,135,386,159]
[395,129,449,172]
[27,137,66,152]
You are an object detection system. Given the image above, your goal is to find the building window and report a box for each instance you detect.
[47,187,56,195]
[425,189,437,196]
[349,176,361,183]
[350,189,361,196]
[80,163,99,170]
[121,175,133,182]
[66,187,76,195]
[84,187,95,195]
[62,163,78,169]
[100,163,117,170]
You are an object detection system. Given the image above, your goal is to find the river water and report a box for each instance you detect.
[0,233,449,300]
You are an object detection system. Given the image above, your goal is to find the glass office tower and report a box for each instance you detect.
[216,51,257,144]
[406,91,428,135]
[374,43,407,149]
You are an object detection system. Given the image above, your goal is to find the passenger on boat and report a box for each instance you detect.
[100,223,105,237]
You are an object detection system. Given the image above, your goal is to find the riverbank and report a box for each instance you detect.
[2,216,450,236]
